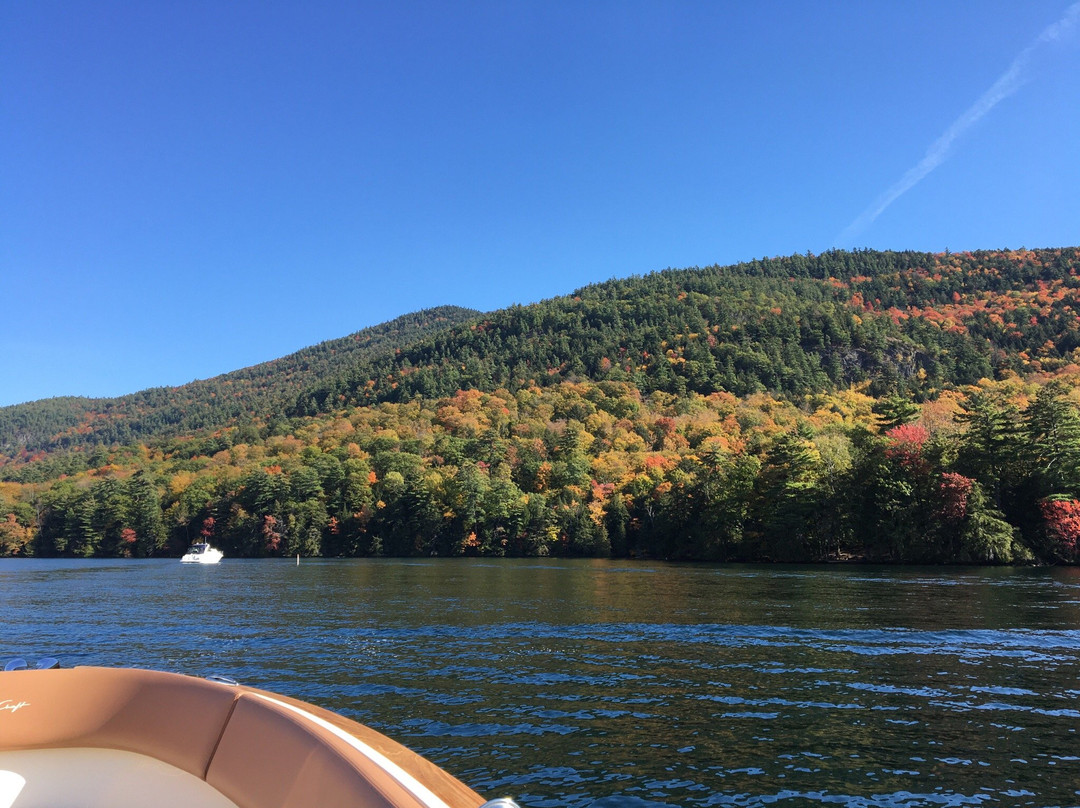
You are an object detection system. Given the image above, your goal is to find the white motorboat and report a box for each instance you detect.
[180,543,224,564]
[0,663,518,808]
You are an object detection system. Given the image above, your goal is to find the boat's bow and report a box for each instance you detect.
[0,666,513,808]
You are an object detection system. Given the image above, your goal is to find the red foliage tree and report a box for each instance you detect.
[885,423,930,471]
[1039,498,1080,560]
[938,473,974,523]
[262,514,282,553]
[885,422,929,448]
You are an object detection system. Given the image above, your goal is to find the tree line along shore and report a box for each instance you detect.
[2,248,1079,563]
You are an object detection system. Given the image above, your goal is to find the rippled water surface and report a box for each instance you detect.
[3,559,1080,807]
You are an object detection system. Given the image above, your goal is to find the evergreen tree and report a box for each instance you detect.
[128,473,166,557]
[873,395,920,432]
[1023,381,1080,498]
[956,389,1024,512]
[750,432,820,561]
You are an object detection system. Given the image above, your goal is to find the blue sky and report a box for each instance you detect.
[2,1,1078,407]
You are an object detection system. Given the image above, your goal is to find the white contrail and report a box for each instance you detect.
[835,2,1080,246]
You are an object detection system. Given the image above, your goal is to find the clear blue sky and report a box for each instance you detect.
[2,1,1078,407]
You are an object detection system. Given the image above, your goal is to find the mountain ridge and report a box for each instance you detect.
[0,305,481,459]
[293,247,1079,413]
[3,247,1080,564]
[6,247,1080,465]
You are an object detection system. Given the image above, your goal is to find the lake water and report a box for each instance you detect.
[2,559,1079,807]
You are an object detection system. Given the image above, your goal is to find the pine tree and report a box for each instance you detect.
[956,389,1024,510]
[1023,381,1080,498]
[873,395,920,432]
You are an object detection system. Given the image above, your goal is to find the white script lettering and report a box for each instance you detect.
[0,699,30,714]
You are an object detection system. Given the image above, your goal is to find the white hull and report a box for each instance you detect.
[180,544,223,564]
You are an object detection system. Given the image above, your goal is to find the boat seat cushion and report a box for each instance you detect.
[0,748,241,808]
[206,692,426,808]
[0,667,237,779]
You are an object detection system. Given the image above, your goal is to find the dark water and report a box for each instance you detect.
[2,559,1079,807]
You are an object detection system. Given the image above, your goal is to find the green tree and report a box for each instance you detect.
[873,395,920,432]
[1023,381,1080,498]
[957,481,1018,563]
[750,432,820,561]
[956,388,1024,512]
[128,472,166,557]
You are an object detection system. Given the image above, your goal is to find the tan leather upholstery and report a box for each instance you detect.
[0,667,237,778]
[207,694,422,808]
[0,668,486,808]
[238,688,488,808]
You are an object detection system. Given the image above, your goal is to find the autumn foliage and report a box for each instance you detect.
[1039,499,1080,561]
[1,249,1080,563]
[938,473,974,523]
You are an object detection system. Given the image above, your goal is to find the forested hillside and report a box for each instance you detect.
[0,306,479,460]
[295,248,1080,413]
[2,249,1079,565]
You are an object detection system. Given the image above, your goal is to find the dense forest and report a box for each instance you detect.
[295,247,1080,411]
[2,248,1079,564]
[0,306,479,457]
